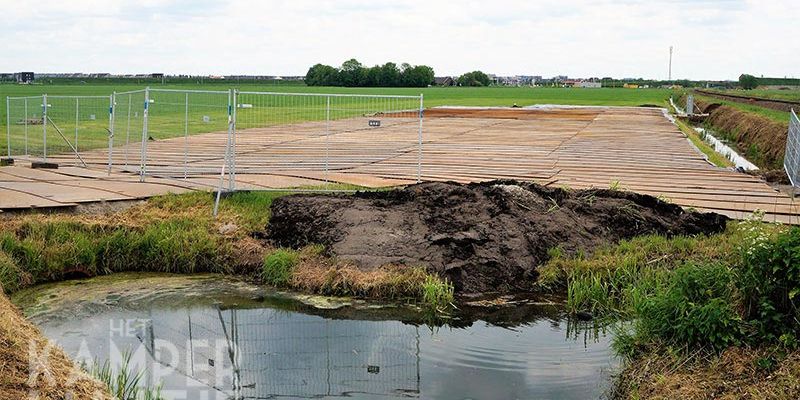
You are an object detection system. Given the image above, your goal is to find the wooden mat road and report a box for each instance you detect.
[1,106,797,223]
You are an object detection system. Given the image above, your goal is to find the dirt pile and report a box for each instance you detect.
[267,181,728,294]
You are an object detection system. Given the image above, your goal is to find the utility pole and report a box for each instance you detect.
[668,46,673,81]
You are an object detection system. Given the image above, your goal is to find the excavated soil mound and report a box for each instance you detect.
[267,181,728,294]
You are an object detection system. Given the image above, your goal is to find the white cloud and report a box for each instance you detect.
[0,0,797,80]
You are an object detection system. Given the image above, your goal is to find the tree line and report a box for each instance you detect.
[305,59,435,87]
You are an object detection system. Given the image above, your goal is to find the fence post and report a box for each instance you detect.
[326,95,330,185]
[107,93,115,175]
[417,93,424,183]
[140,87,150,182]
[42,94,47,161]
[24,98,28,156]
[5,96,9,158]
[229,88,237,191]
[74,98,79,162]
[183,92,188,180]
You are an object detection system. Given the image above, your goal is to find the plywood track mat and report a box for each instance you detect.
[2,107,798,224]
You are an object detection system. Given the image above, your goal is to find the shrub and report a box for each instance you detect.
[739,227,800,346]
[634,263,741,352]
[262,249,299,286]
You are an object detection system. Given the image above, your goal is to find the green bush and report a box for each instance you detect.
[739,227,800,346]
[262,249,299,286]
[634,263,742,352]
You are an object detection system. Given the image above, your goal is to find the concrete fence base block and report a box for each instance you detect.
[0,158,14,166]
[31,161,59,169]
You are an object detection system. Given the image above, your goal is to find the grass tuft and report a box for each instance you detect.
[262,248,300,286]
[89,350,163,400]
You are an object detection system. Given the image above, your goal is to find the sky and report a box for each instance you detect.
[1,0,798,81]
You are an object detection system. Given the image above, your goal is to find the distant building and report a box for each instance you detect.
[14,72,34,83]
[434,76,455,86]
[576,81,601,88]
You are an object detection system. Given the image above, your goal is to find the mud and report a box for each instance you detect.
[267,181,728,294]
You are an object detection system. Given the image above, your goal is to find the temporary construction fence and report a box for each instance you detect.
[786,109,800,187]
[5,94,112,167]
[6,88,424,195]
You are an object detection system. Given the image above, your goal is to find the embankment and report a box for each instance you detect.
[687,95,789,172]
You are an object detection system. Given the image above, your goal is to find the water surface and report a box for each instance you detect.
[16,273,617,399]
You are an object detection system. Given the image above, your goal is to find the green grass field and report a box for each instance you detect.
[1,83,672,156]
[706,88,800,102]
[695,95,792,125]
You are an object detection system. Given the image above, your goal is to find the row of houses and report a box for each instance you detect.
[0,72,34,83]
[432,74,605,87]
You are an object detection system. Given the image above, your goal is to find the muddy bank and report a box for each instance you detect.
[267,181,728,294]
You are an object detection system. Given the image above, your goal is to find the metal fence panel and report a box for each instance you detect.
[6,96,43,159]
[45,95,111,167]
[233,91,423,189]
[139,88,231,183]
[109,89,147,173]
[786,109,800,187]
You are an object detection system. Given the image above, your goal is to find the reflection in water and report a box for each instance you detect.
[33,288,616,399]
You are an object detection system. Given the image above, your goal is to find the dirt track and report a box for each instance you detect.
[267,180,729,294]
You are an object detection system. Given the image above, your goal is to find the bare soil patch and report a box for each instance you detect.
[267,181,728,294]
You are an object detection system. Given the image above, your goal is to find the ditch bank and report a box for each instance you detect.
[689,95,790,174]
[267,180,728,294]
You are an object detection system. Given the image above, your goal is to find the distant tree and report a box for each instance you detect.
[739,74,759,90]
[400,64,434,87]
[364,65,381,87]
[304,64,339,86]
[339,59,366,87]
[378,62,401,87]
[305,60,434,87]
[457,71,491,86]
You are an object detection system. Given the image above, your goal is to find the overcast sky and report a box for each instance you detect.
[1,0,798,80]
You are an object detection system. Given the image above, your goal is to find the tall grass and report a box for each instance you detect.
[262,248,299,286]
[0,217,229,293]
[89,351,163,400]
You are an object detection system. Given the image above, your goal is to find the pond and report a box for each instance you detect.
[14,273,618,400]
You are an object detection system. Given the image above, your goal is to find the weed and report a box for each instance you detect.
[421,274,455,310]
[262,249,299,286]
[89,350,164,400]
